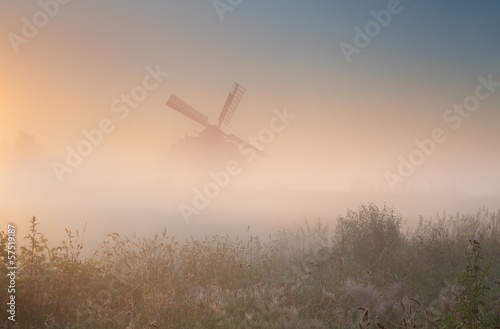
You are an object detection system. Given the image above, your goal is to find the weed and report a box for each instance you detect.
[1,206,499,328]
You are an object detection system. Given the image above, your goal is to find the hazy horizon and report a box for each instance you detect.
[1,0,499,251]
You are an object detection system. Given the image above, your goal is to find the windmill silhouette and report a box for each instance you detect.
[166,82,265,158]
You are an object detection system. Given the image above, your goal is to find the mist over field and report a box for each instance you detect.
[0,130,498,254]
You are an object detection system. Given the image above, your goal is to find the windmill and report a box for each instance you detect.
[166,82,266,157]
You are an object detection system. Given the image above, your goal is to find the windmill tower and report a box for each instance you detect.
[166,82,265,159]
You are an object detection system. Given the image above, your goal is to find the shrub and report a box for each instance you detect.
[334,204,404,280]
[457,239,491,328]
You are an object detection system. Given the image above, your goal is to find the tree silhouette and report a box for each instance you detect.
[12,131,45,162]
[1,131,50,189]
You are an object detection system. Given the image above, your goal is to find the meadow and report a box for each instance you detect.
[1,204,499,328]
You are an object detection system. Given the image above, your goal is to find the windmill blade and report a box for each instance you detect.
[227,133,266,157]
[167,94,209,127]
[218,82,246,127]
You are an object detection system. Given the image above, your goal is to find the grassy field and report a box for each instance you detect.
[1,204,500,328]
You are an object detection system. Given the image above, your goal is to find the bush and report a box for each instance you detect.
[334,204,404,280]
[458,239,491,328]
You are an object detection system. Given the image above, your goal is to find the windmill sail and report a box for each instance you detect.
[218,82,246,127]
[167,94,209,127]
[227,133,266,157]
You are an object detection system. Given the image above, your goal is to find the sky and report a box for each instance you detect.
[1,0,499,245]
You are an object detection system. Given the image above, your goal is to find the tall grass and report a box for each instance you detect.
[1,204,499,328]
